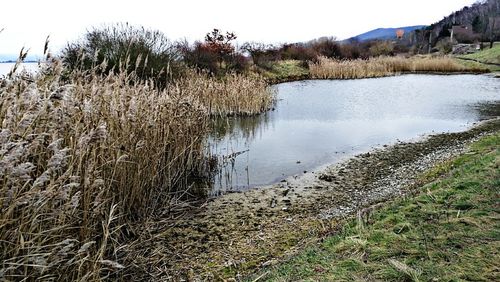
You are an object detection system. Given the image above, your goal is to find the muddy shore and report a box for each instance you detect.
[125,118,500,280]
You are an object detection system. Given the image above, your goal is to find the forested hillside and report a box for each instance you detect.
[412,0,500,52]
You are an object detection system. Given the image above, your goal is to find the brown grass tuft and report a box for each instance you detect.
[177,71,275,117]
[309,56,487,79]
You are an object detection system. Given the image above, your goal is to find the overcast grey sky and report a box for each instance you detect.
[0,0,476,57]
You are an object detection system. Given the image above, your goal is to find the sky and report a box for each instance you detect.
[0,0,476,59]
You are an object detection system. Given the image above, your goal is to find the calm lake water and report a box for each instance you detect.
[0,62,39,76]
[210,74,500,194]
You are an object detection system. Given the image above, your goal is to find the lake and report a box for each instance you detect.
[210,74,500,194]
[0,62,39,76]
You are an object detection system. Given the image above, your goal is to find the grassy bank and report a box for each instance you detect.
[257,133,499,281]
[455,59,500,73]
[254,60,310,83]
[0,60,273,280]
[309,56,488,80]
[461,44,500,65]
[456,44,500,73]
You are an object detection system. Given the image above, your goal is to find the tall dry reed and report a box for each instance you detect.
[0,57,274,280]
[309,56,485,79]
[177,71,275,116]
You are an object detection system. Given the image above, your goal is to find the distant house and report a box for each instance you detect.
[450,24,474,42]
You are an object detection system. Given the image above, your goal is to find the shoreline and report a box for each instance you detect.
[254,131,500,281]
[124,118,500,280]
[266,69,492,85]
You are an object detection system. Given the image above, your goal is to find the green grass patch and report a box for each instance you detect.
[253,133,500,281]
[456,43,500,73]
[462,44,500,65]
[454,58,500,72]
[256,60,310,83]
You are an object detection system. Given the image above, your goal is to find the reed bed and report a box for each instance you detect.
[410,56,468,72]
[0,58,274,280]
[178,71,275,116]
[309,56,485,79]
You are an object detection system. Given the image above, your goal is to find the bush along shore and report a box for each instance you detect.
[256,132,500,281]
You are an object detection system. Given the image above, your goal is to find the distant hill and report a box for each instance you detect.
[0,54,41,63]
[349,25,426,42]
[0,54,15,62]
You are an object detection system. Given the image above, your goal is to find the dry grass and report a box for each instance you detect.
[178,71,274,116]
[309,56,486,79]
[0,57,274,280]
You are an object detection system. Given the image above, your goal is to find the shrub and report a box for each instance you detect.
[368,41,395,57]
[180,41,221,74]
[311,38,342,59]
[393,43,411,54]
[241,42,281,68]
[339,43,361,59]
[61,23,184,88]
[180,29,249,75]
[436,38,453,54]
[279,43,318,62]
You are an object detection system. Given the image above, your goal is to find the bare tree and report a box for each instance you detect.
[488,17,498,48]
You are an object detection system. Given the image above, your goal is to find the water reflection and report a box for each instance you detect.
[209,74,499,195]
[208,113,275,195]
[210,112,274,141]
[470,101,500,120]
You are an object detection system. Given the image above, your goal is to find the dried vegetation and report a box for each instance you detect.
[0,53,273,280]
[309,56,487,79]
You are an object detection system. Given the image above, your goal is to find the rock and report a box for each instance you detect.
[270,198,277,208]
[319,174,335,182]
